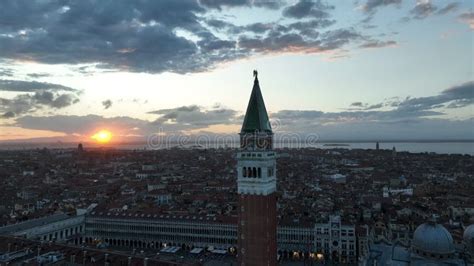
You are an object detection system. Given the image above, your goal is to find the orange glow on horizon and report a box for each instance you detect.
[91,130,112,143]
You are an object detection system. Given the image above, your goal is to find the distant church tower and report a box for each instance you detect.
[237,71,277,266]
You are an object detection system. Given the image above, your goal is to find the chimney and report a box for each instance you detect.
[83,251,87,266]
[144,258,149,266]
[104,253,109,266]
[7,243,11,252]
[127,256,132,266]
[71,254,76,263]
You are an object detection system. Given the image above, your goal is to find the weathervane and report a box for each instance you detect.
[253,70,258,79]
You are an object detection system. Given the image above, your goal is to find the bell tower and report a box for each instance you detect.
[237,71,277,266]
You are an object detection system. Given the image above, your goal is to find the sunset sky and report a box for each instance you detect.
[0,0,473,142]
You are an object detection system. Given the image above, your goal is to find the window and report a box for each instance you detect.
[267,168,274,177]
[243,167,247,177]
[258,168,261,178]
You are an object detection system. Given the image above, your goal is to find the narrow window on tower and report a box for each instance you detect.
[253,167,257,178]
[258,168,261,178]
[243,167,247,177]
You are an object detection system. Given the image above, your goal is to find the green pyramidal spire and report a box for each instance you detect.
[241,71,272,133]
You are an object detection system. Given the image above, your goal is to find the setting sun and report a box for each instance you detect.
[91,130,112,143]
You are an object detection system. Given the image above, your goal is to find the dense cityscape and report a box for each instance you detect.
[1,141,473,264]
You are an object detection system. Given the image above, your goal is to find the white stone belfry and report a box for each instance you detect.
[237,149,276,196]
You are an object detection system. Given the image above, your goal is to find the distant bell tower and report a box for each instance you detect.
[237,70,277,266]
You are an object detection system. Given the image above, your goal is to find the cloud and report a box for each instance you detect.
[1,111,15,119]
[359,40,397,48]
[0,79,77,92]
[149,105,237,129]
[410,0,437,19]
[12,106,237,138]
[26,73,52,78]
[360,0,402,23]
[361,0,402,13]
[0,0,400,74]
[436,2,458,15]
[272,110,474,140]
[6,81,473,140]
[393,81,474,111]
[0,79,80,118]
[408,1,459,20]
[0,91,80,118]
[14,114,153,136]
[458,11,474,30]
[198,0,283,10]
[269,81,473,140]
[102,99,113,109]
[282,0,334,19]
[0,68,14,77]
[0,0,226,74]
[347,81,473,114]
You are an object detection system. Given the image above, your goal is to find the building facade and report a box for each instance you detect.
[314,215,357,264]
[83,212,357,263]
[0,213,85,243]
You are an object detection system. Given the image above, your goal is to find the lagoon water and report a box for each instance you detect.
[1,141,473,155]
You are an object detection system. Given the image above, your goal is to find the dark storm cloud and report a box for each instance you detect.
[282,0,334,19]
[149,105,237,127]
[0,79,77,92]
[359,40,396,48]
[102,99,113,109]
